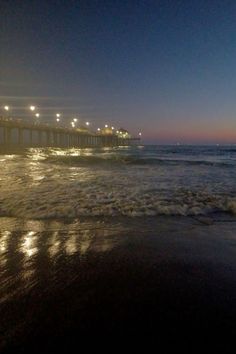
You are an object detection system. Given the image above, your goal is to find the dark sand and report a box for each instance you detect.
[0,215,236,351]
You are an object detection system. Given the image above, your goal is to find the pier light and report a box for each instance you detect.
[71,122,75,128]
[86,121,90,126]
[56,113,61,118]
[116,130,119,134]
[111,126,114,130]
[105,124,108,128]
[73,118,77,123]
[35,113,40,118]
[30,105,36,111]
[139,132,142,136]
[4,105,9,111]
[56,118,60,122]
[97,128,101,131]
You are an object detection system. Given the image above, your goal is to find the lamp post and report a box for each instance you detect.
[34,113,40,125]
[55,114,61,125]
[3,105,10,120]
[29,106,36,123]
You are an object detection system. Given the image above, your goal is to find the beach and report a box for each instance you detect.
[0,146,236,351]
[0,214,236,351]
[2,0,236,350]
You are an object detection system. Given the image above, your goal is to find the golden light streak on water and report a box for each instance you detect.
[0,231,11,267]
[48,231,61,257]
[0,231,11,252]
[65,233,77,255]
[78,230,92,256]
[21,231,38,258]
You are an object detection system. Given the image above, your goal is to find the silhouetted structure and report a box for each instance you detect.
[0,118,140,148]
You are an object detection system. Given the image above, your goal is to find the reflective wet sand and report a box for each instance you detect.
[0,215,236,351]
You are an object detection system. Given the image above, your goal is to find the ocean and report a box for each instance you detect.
[0,144,236,218]
[0,145,236,350]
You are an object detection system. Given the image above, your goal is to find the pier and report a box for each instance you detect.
[0,118,140,148]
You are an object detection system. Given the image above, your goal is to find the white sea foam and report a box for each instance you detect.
[0,147,236,219]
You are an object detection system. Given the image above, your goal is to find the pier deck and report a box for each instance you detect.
[0,118,140,148]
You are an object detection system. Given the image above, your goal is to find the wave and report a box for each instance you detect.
[42,155,234,168]
[1,146,236,220]
[1,187,236,219]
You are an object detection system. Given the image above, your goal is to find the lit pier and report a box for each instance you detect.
[0,118,140,148]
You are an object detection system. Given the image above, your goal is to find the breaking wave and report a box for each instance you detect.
[1,187,236,219]
[0,145,236,219]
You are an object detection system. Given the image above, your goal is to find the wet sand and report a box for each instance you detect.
[0,215,236,351]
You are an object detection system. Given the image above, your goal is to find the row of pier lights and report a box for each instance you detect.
[2,105,142,137]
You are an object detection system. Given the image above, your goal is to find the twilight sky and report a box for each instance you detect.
[1,0,236,144]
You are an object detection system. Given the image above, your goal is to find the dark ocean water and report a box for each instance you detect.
[0,144,236,218]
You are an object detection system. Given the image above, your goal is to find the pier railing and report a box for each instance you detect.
[0,118,140,148]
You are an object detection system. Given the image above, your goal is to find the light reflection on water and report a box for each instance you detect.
[0,231,11,267]
[21,231,38,258]
[0,218,125,303]
[48,231,61,257]
[78,230,92,255]
[1,146,236,219]
[0,231,11,253]
[65,233,78,255]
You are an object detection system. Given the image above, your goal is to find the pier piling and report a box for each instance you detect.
[0,118,140,148]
